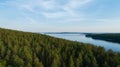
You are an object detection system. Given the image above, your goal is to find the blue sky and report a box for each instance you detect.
[0,0,120,32]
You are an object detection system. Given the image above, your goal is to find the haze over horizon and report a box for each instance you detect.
[0,0,120,33]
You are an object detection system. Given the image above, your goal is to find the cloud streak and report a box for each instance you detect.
[1,0,120,32]
[2,0,93,19]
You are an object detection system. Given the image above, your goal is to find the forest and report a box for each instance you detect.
[0,28,120,67]
[86,33,120,44]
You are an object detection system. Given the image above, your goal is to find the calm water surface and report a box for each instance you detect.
[46,34,120,52]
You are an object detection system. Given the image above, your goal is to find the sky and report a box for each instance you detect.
[0,0,120,32]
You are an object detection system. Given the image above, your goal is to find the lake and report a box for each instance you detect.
[46,33,120,52]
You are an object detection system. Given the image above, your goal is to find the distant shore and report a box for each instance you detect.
[86,33,120,44]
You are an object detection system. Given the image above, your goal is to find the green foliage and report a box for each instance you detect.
[86,33,120,43]
[0,28,120,67]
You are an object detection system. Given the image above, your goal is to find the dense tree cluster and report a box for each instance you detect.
[0,28,120,67]
[86,33,120,43]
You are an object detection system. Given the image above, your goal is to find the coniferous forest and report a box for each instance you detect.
[0,28,120,67]
[86,33,120,44]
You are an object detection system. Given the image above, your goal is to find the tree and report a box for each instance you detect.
[69,56,74,67]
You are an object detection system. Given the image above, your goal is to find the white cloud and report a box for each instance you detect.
[41,0,93,18]
[63,0,93,12]
[8,0,93,18]
[65,0,93,9]
[40,0,58,10]
[1,0,94,21]
[42,12,66,18]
